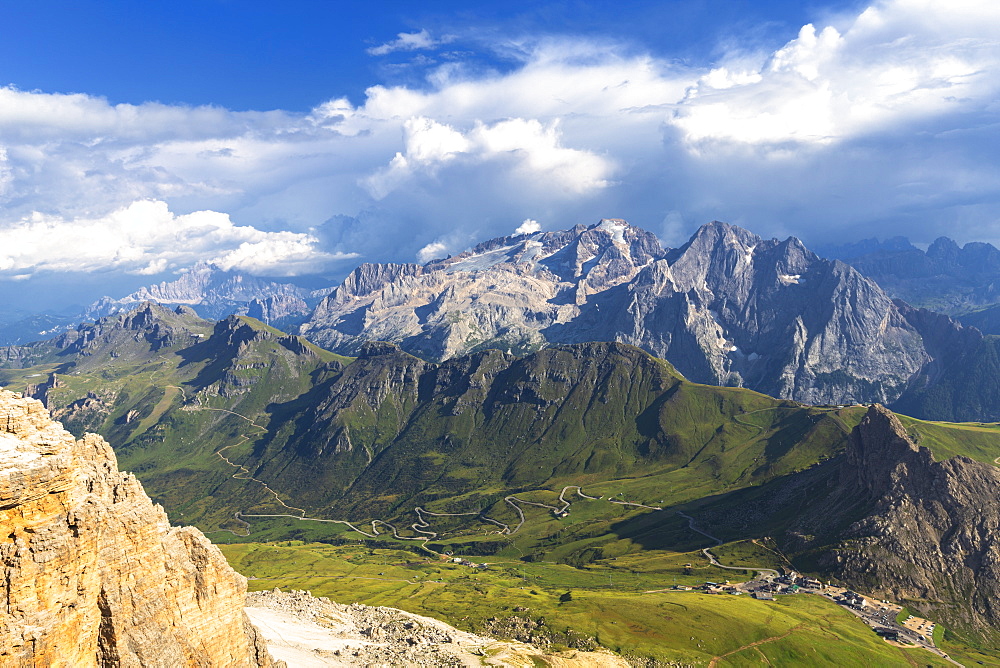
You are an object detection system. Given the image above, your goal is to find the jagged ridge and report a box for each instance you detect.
[302,219,929,406]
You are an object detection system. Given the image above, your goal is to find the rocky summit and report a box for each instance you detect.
[0,390,278,667]
[302,219,928,405]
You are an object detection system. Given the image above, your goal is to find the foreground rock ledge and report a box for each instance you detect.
[246,588,630,667]
[0,390,278,667]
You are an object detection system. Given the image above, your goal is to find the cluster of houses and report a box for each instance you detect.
[776,571,823,590]
[742,571,825,599]
[671,569,941,650]
[450,557,488,570]
[837,590,869,610]
[698,581,743,595]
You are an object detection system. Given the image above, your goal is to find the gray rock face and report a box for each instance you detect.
[246,294,310,327]
[830,406,1000,638]
[301,220,928,404]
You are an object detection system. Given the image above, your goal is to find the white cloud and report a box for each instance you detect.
[671,0,1000,147]
[367,29,451,56]
[514,219,541,235]
[365,116,614,199]
[416,240,448,263]
[0,199,353,278]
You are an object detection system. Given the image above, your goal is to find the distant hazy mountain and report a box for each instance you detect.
[302,219,929,406]
[83,262,328,327]
[0,312,78,345]
[823,235,1000,315]
[0,263,337,347]
[814,236,918,260]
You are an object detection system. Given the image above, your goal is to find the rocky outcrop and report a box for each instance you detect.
[701,403,1000,639]
[0,390,279,667]
[762,405,1000,639]
[22,372,60,408]
[302,219,928,405]
[246,588,628,667]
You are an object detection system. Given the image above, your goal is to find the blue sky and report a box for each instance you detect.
[0,1,860,110]
[0,0,997,311]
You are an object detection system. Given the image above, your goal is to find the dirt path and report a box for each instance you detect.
[132,385,181,437]
[708,624,803,667]
[178,383,666,548]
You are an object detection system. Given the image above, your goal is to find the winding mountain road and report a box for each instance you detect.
[676,511,780,579]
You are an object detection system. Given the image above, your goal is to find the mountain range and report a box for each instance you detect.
[0,262,332,345]
[8,219,1000,422]
[5,219,1000,657]
[299,219,1000,421]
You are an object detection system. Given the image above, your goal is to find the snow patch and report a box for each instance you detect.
[598,219,627,244]
[519,239,545,263]
[778,273,802,285]
[445,245,518,273]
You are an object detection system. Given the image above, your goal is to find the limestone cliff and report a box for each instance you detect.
[0,390,278,667]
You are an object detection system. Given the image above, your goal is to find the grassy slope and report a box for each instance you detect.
[4,311,998,657]
[897,414,1000,463]
[242,345,863,527]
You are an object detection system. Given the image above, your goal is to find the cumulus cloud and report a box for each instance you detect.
[367,29,452,56]
[671,0,1000,147]
[0,199,354,279]
[416,240,449,263]
[365,116,614,199]
[514,219,541,235]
